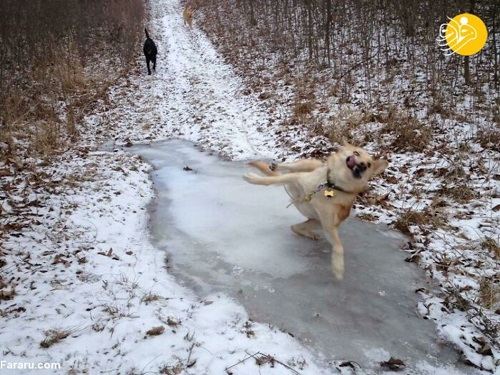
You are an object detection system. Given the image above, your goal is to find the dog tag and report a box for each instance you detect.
[324,189,335,198]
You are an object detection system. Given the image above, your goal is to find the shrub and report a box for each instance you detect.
[0,0,145,158]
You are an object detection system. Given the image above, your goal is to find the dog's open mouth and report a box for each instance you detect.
[346,155,366,179]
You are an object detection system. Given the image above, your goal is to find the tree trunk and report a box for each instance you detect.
[325,0,332,65]
[492,1,499,89]
[464,0,476,85]
[464,56,470,85]
[307,0,313,61]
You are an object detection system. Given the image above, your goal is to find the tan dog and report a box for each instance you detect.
[183,4,193,29]
[243,142,388,280]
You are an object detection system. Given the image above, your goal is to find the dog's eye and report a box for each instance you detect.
[353,151,360,156]
[368,162,372,168]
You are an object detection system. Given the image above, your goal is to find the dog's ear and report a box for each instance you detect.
[342,139,348,146]
[341,139,355,148]
[371,159,388,176]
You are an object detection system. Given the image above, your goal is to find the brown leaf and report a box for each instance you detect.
[0,168,11,178]
[479,344,492,356]
[52,254,70,266]
[338,361,357,370]
[167,317,180,327]
[380,357,406,371]
[146,326,165,336]
[0,289,15,301]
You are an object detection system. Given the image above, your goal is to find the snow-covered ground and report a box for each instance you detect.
[0,0,498,374]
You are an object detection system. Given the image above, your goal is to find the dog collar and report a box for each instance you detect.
[326,168,352,194]
[302,169,354,201]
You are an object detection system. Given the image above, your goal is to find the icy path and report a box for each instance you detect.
[132,140,478,375]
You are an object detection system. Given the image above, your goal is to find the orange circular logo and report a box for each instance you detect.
[438,13,488,56]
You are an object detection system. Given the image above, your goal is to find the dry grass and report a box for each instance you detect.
[160,362,185,375]
[438,184,477,204]
[3,49,90,158]
[141,292,162,305]
[481,237,500,260]
[293,101,314,120]
[479,277,500,311]
[322,109,368,145]
[31,121,65,157]
[477,126,500,152]
[382,111,432,152]
[393,207,448,235]
[427,101,452,118]
[324,122,354,145]
[0,0,145,160]
[40,329,71,348]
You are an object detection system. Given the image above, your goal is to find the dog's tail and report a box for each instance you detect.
[145,28,150,39]
[247,161,280,176]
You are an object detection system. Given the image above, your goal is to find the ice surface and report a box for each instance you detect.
[131,140,477,373]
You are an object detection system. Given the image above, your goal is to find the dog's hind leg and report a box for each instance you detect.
[145,57,152,75]
[291,219,321,240]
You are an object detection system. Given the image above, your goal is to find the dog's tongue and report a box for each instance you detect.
[347,155,356,169]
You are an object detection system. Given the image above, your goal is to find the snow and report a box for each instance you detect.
[1,0,498,374]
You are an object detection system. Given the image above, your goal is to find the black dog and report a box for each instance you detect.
[143,29,157,75]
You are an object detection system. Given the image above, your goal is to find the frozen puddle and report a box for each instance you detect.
[131,140,471,373]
